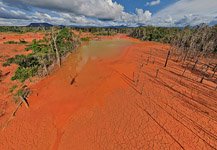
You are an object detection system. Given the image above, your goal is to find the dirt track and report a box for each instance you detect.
[0,36,217,149]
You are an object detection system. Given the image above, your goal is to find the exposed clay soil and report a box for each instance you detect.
[0,34,217,149]
[0,32,44,128]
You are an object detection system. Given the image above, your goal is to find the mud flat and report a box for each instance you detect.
[0,35,217,150]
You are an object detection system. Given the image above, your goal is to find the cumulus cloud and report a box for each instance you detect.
[0,2,29,20]
[153,0,217,26]
[117,9,152,25]
[146,0,160,6]
[2,0,124,20]
[0,0,153,27]
[0,0,217,27]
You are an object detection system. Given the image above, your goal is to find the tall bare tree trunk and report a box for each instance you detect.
[51,28,61,67]
[43,62,48,75]
[53,37,61,67]
[164,50,170,67]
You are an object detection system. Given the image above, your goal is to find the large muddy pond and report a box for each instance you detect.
[75,38,137,72]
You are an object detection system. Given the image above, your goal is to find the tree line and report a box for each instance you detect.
[130,24,217,54]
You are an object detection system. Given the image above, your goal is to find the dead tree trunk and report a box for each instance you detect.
[146,57,150,65]
[51,28,61,67]
[192,58,199,70]
[182,63,189,76]
[164,50,170,67]
[155,69,159,78]
[212,65,217,78]
[182,51,188,66]
[53,38,61,67]
[43,63,48,75]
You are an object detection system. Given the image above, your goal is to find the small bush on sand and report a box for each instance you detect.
[3,39,28,45]
[11,66,38,82]
[9,85,18,93]
[81,37,90,41]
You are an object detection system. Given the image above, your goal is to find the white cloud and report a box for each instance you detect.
[146,0,160,6]
[0,0,153,27]
[3,0,124,20]
[1,0,217,27]
[153,0,217,26]
[117,9,152,25]
[0,2,29,19]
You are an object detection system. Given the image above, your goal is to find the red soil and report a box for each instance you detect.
[0,35,217,149]
[0,32,44,129]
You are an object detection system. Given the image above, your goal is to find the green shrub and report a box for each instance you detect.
[11,66,38,82]
[9,85,18,93]
[81,37,90,41]
[3,39,28,44]
[4,41,18,44]
[3,55,39,67]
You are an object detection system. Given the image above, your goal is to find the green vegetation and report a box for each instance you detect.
[9,85,18,93]
[130,26,180,43]
[74,27,132,36]
[0,26,43,33]
[3,27,80,82]
[171,25,217,54]
[2,25,217,83]
[12,66,38,82]
[130,24,217,54]
[4,39,28,44]
[81,37,90,41]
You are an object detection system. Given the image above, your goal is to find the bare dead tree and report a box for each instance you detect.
[155,69,159,78]
[182,63,189,76]
[164,50,171,67]
[192,57,199,70]
[212,64,217,78]
[51,27,61,67]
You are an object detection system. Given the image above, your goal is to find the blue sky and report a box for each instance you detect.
[115,0,178,14]
[0,0,217,27]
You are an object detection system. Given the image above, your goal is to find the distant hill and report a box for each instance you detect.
[71,25,130,29]
[27,23,53,27]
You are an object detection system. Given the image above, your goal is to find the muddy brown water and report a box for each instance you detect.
[74,39,137,72]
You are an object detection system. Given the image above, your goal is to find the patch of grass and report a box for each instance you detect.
[2,57,14,67]
[3,39,28,45]
[4,41,18,44]
[11,66,38,82]
[9,85,18,93]
[3,54,39,67]
[81,37,90,41]
[13,88,24,103]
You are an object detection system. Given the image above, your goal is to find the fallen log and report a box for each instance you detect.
[19,96,29,109]
[1,101,23,131]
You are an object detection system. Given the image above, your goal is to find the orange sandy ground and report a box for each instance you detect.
[0,32,44,128]
[0,34,217,149]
